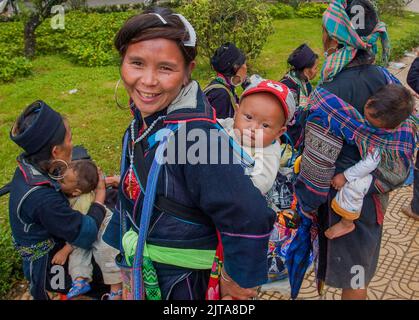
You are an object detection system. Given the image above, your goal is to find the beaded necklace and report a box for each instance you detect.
[215,73,230,88]
[127,115,166,198]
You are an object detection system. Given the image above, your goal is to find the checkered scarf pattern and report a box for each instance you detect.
[320,0,390,83]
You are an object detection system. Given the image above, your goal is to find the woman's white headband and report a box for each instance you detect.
[148,13,197,47]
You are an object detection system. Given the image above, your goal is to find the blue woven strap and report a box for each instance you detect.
[213,122,255,168]
[131,121,256,299]
[132,123,179,300]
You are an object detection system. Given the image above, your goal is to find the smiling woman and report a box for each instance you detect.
[120,38,194,118]
[102,6,276,300]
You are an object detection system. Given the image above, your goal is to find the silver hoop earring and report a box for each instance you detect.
[231,75,243,87]
[114,78,129,109]
[48,159,69,181]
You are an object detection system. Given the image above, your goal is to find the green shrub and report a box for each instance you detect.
[35,11,133,66]
[390,30,419,61]
[0,21,24,59]
[79,3,145,13]
[0,56,33,82]
[0,21,30,82]
[180,0,274,61]
[295,2,328,18]
[67,0,87,10]
[66,42,118,67]
[276,0,303,10]
[269,3,295,19]
[0,11,133,80]
[164,0,186,9]
[373,0,411,17]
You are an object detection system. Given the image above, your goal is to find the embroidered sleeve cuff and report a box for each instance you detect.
[221,233,271,288]
[71,215,99,250]
[86,202,106,229]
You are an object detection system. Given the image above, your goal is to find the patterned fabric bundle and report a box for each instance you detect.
[296,67,417,207]
[13,238,55,262]
[142,247,162,300]
[122,229,162,300]
[308,87,417,172]
[320,0,390,83]
[285,208,318,299]
[288,68,416,299]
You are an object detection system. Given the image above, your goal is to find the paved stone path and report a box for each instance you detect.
[260,186,419,300]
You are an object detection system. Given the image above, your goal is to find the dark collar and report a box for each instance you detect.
[164,83,216,124]
[17,155,61,190]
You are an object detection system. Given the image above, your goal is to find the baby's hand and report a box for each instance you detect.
[105,175,121,188]
[52,250,69,266]
[94,167,106,204]
[331,173,347,190]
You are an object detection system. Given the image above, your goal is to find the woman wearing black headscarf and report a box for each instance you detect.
[204,42,247,118]
[280,43,319,147]
[8,101,106,300]
[281,43,319,108]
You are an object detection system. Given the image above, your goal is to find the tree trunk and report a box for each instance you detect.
[24,14,41,59]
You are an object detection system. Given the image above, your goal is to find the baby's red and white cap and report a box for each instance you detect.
[241,79,296,126]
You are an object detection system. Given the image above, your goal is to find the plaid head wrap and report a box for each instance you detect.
[320,0,390,83]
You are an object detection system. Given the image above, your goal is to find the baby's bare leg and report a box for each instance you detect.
[109,283,123,300]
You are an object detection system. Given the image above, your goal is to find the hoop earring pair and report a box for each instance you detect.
[231,75,243,87]
[114,78,129,109]
[48,159,69,181]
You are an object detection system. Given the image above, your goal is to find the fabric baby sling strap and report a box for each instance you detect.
[131,123,178,300]
[132,123,213,227]
[131,121,255,299]
[203,83,238,113]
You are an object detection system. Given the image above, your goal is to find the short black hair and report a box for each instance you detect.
[114,7,197,66]
[70,160,99,194]
[366,84,415,129]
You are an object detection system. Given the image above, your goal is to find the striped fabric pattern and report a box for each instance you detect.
[308,87,417,170]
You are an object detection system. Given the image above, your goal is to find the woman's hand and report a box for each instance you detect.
[94,168,106,205]
[105,175,121,188]
[220,267,258,300]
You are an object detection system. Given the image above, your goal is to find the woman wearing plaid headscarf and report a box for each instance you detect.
[289,0,416,300]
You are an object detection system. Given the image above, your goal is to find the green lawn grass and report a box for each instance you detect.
[0,13,418,297]
[254,14,419,80]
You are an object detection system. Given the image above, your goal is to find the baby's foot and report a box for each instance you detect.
[325,220,355,239]
[102,289,123,300]
[66,278,91,299]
